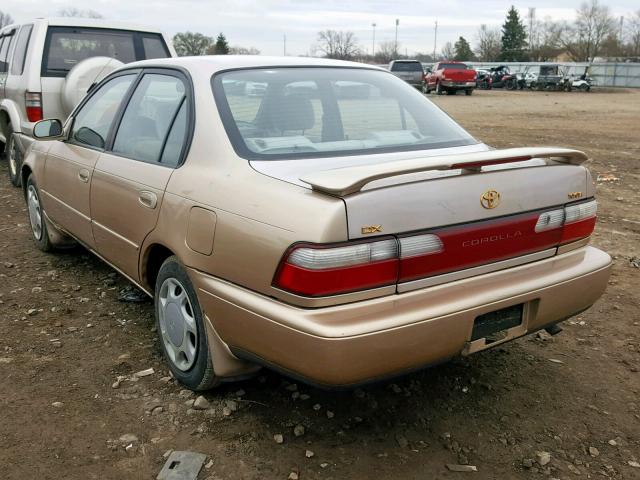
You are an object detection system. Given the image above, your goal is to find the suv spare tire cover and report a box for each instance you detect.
[61,57,125,115]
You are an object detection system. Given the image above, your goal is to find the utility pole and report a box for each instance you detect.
[395,19,399,58]
[372,23,376,57]
[433,20,438,60]
[619,16,624,45]
[528,8,535,51]
[283,34,286,56]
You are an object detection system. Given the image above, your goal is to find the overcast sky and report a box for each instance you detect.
[3,0,638,56]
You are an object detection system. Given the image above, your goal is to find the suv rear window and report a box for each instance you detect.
[213,67,477,161]
[390,62,423,72]
[42,27,169,77]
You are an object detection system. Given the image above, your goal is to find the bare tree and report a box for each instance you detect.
[58,7,104,18]
[529,19,564,61]
[0,10,14,28]
[628,10,640,56]
[560,0,615,61]
[229,46,261,55]
[375,40,399,63]
[316,30,360,60]
[441,41,454,60]
[475,24,501,61]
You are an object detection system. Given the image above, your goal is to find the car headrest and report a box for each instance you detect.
[272,94,315,132]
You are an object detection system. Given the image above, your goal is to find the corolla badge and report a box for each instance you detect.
[480,189,501,209]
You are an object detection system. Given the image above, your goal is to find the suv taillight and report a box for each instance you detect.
[25,92,43,122]
[273,199,597,297]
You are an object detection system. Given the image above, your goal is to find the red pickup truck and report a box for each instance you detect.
[425,61,477,95]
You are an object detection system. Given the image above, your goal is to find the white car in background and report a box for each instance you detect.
[0,17,176,186]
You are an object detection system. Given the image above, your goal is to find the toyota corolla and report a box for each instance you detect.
[20,56,611,390]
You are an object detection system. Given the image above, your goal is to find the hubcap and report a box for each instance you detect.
[27,185,43,241]
[8,137,18,177]
[158,278,198,371]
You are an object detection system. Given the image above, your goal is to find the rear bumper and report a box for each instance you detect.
[441,81,476,89]
[191,246,611,386]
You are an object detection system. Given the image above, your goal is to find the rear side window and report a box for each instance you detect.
[11,24,33,75]
[112,74,186,164]
[71,74,136,149]
[0,32,16,73]
[391,62,423,72]
[160,101,187,167]
[142,35,170,59]
[42,27,137,77]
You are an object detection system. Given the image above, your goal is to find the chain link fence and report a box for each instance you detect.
[467,62,640,88]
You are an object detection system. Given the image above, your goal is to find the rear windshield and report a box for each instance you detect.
[439,63,467,70]
[212,67,477,160]
[42,27,169,77]
[391,62,423,72]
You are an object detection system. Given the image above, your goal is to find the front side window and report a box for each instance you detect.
[213,68,477,160]
[43,27,137,76]
[112,74,186,163]
[11,25,33,75]
[71,74,136,149]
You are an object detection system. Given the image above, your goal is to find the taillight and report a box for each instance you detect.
[25,92,43,122]
[274,238,399,296]
[534,200,597,244]
[274,200,597,297]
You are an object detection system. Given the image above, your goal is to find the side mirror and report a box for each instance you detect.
[33,119,64,140]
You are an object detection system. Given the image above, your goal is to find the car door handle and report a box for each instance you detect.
[78,169,90,183]
[138,191,158,209]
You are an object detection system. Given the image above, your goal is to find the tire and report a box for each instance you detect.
[7,128,23,188]
[465,89,473,96]
[421,83,428,94]
[155,256,220,391]
[25,175,53,252]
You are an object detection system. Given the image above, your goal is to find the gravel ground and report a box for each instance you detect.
[0,88,638,480]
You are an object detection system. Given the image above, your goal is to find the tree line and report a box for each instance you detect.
[318,0,639,63]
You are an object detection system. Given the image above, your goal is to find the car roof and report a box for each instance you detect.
[121,55,386,74]
[33,17,164,34]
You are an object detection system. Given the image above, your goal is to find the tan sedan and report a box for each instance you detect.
[21,56,611,390]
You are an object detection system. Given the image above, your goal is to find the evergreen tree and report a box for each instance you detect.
[500,6,528,61]
[453,36,475,60]
[213,33,230,55]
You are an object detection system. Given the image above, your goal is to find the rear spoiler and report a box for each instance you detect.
[299,147,588,196]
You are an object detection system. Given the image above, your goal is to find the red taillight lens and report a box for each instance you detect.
[25,92,43,122]
[560,200,597,243]
[274,239,399,296]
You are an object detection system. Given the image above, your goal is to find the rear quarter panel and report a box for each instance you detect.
[139,67,348,297]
